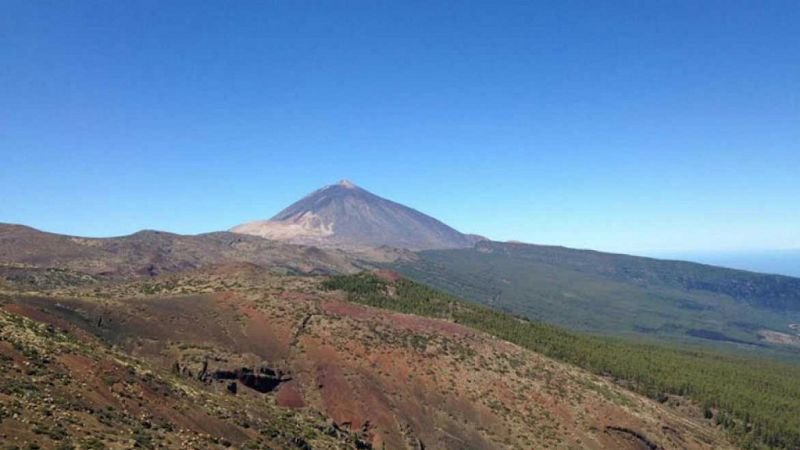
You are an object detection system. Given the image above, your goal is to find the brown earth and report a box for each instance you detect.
[0,223,366,280]
[0,267,735,449]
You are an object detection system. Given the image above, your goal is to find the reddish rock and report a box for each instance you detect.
[275,380,306,408]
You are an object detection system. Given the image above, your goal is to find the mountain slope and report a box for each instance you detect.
[390,240,800,356]
[0,267,736,450]
[0,302,370,450]
[323,272,800,450]
[231,180,482,250]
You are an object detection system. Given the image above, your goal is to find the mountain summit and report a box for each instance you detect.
[231,180,483,250]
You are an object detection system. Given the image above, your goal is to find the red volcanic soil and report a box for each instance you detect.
[0,340,26,365]
[0,312,255,448]
[0,274,735,450]
[321,299,474,338]
[373,269,402,282]
[275,380,305,408]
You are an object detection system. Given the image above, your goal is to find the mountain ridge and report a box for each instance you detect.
[0,222,365,279]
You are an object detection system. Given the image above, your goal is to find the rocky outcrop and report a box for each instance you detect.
[172,360,291,395]
[211,366,291,393]
[605,426,662,450]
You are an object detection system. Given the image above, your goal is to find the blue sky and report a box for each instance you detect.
[1,1,798,253]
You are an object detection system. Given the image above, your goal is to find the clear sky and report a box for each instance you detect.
[1,1,798,254]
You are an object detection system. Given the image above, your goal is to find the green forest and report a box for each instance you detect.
[390,244,800,357]
[323,273,800,450]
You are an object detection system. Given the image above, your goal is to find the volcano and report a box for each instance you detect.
[231,180,483,250]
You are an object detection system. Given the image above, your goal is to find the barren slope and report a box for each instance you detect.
[0,223,363,279]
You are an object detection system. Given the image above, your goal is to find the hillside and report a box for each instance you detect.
[0,266,735,449]
[390,241,800,355]
[0,300,367,449]
[231,180,483,250]
[323,272,800,450]
[0,223,364,279]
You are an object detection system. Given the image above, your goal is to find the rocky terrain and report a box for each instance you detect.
[0,223,365,280]
[0,265,734,449]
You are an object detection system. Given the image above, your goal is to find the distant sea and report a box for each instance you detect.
[648,250,800,278]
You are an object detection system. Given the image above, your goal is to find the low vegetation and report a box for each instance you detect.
[323,272,800,450]
[0,305,372,450]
